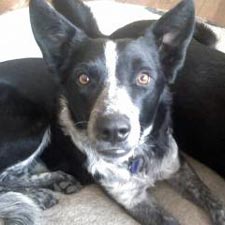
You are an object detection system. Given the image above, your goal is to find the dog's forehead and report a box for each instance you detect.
[117,38,158,70]
[72,37,157,83]
[103,38,159,81]
[73,39,106,63]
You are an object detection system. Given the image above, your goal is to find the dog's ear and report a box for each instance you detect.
[52,0,103,38]
[146,0,195,83]
[29,0,88,73]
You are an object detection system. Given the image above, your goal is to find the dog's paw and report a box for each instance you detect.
[50,171,82,194]
[26,188,58,210]
[28,170,82,194]
[164,221,180,225]
[212,208,225,225]
[163,217,180,225]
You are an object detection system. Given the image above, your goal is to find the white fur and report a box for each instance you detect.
[158,134,180,180]
[59,96,134,164]
[58,41,180,209]
[105,41,118,87]
[59,87,180,209]
[139,124,153,145]
[87,41,141,149]
[0,192,40,225]
[59,97,90,154]
[19,128,51,168]
[102,135,180,208]
[88,138,180,209]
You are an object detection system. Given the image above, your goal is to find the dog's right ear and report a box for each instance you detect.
[52,0,103,38]
[29,0,88,74]
[146,0,195,83]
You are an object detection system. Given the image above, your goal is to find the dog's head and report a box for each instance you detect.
[30,0,194,160]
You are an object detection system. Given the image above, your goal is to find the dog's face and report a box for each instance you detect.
[30,0,194,160]
[60,37,165,158]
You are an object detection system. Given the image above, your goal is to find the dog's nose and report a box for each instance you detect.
[95,115,131,144]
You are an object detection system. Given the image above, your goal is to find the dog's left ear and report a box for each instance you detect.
[29,0,88,74]
[52,0,104,38]
[147,0,195,83]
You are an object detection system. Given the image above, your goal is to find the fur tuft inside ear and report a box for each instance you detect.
[147,0,195,83]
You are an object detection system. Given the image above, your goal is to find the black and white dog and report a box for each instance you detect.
[0,0,225,224]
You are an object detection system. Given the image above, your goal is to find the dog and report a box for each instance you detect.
[0,0,225,224]
[51,0,225,179]
[29,0,225,224]
[51,0,225,178]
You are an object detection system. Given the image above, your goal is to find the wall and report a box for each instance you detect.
[1,0,225,27]
[116,0,225,27]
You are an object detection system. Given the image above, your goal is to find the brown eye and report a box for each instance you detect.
[78,74,90,85]
[136,71,151,86]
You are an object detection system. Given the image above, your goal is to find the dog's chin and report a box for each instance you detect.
[98,148,130,158]
[89,138,139,161]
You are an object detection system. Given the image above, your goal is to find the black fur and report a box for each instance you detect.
[0,58,54,172]
[52,0,104,38]
[99,7,225,178]
[0,0,225,224]
[194,22,218,48]
[53,0,225,178]
[110,19,218,47]
[173,40,225,177]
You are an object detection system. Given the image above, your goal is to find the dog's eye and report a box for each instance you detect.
[78,74,90,85]
[136,71,151,86]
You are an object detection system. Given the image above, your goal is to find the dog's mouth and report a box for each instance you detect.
[98,148,130,158]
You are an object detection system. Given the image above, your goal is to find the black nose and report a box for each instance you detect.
[95,114,131,144]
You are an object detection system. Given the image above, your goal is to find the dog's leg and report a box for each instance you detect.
[127,193,180,225]
[167,155,225,225]
[1,168,82,194]
[1,165,82,209]
[0,152,82,210]
[103,183,180,225]
[0,127,82,196]
[24,188,59,210]
[0,186,58,210]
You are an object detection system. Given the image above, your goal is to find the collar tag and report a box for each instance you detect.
[129,156,144,174]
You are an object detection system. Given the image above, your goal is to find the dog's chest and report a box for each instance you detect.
[87,156,158,207]
[88,156,152,188]
[88,135,179,185]
[86,137,180,207]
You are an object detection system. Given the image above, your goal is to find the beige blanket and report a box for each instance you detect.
[37,157,225,225]
[0,158,224,225]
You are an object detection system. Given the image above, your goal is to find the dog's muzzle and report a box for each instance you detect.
[93,114,131,156]
[95,114,130,143]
